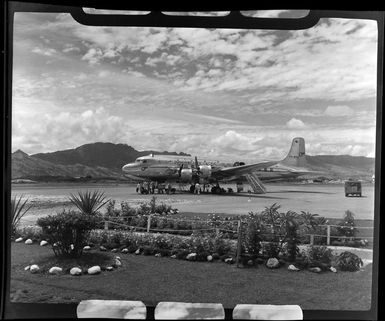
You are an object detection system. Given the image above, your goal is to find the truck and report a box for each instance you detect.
[344,180,362,197]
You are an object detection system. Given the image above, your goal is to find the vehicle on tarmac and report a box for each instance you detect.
[122,137,321,194]
[345,180,362,197]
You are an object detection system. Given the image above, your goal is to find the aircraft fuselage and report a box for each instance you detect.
[122,154,301,183]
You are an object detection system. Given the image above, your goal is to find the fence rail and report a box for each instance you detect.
[104,215,374,229]
[102,215,373,248]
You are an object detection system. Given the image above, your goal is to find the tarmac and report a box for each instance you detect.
[13,182,376,224]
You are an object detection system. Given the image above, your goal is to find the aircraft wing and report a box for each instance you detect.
[281,167,327,176]
[212,161,278,179]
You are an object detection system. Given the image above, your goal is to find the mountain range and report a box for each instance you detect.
[12,143,190,181]
[11,142,375,182]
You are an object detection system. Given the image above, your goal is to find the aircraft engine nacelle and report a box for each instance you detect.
[198,165,212,178]
[180,168,193,182]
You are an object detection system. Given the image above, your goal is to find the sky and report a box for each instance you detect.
[12,10,378,163]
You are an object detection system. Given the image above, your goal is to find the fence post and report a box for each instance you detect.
[215,228,220,237]
[104,220,109,231]
[326,225,331,245]
[236,220,242,268]
[310,234,314,245]
[147,215,152,233]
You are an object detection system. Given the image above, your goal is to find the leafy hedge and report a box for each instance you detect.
[37,210,101,258]
[88,229,235,258]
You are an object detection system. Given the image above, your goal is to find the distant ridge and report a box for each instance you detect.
[306,155,375,169]
[12,147,121,181]
[12,142,374,181]
[32,142,190,171]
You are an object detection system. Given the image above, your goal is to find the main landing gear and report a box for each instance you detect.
[189,183,225,194]
[211,184,226,194]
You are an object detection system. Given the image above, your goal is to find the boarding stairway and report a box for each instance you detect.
[245,173,267,194]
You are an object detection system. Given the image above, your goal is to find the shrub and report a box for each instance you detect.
[337,210,358,238]
[15,225,42,241]
[152,234,173,250]
[142,246,155,255]
[37,210,100,258]
[259,204,301,259]
[285,217,301,262]
[212,253,220,260]
[261,242,280,258]
[196,251,210,262]
[109,231,125,246]
[105,200,120,217]
[11,195,33,238]
[156,248,171,257]
[155,202,173,215]
[240,255,256,267]
[305,245,335,270]
[212,235,233,256]
[69,190,110,215]
[120,201,137,217]
[294,251,309,269]
[242,215,262,257]
[175,249,190,260]
[336,251,363,271]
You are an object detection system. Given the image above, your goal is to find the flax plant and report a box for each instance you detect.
[69,190,110,215]
[11,195,33,236]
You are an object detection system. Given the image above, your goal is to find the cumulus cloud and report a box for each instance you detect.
[212,130,261,152]
[286,118,306,129]
[11,12,377,159]
[62,45,80,53]
[13,107,128,153]
[324,105,354,116]
[81,48,103,64]
[31,46,57,56]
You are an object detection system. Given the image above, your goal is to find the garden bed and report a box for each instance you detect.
[10,243,373,310]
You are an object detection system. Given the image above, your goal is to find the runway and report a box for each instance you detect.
[12,182,376,226]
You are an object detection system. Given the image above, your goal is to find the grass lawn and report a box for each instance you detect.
[10,243,373,310]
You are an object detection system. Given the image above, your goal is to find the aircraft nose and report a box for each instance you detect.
[122,163,139,172]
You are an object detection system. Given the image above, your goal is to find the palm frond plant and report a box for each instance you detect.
[11,195,33,237]
[69,190,110,216]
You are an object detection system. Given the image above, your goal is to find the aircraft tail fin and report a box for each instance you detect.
[280,137,306,167]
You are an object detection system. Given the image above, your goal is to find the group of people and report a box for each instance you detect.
[136,181,212,195]
[193,183,211,194]
[136,181,173,194]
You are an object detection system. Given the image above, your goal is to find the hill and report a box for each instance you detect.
[11,149,122,181]
[304,155,375,180]
[32,142,190,170]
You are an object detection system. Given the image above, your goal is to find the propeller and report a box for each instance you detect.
[194,156,200,172]
[193,156,201,183]
[178,164,184,176]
